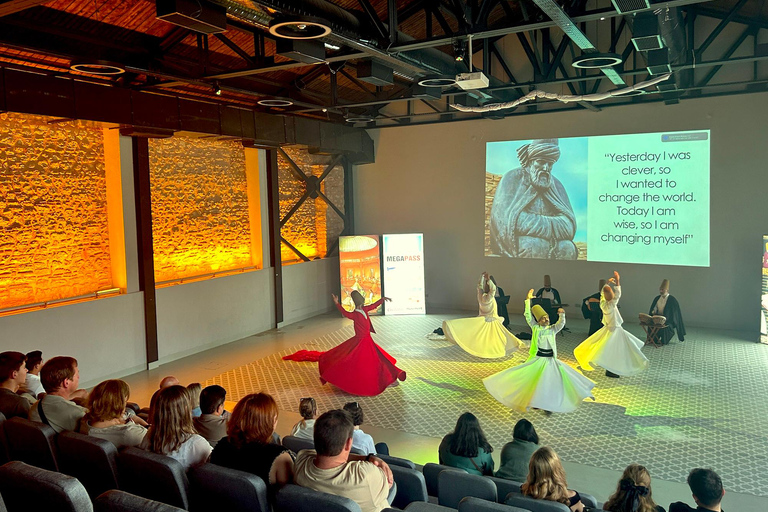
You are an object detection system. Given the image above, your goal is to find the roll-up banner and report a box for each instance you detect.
[382,233,426,315]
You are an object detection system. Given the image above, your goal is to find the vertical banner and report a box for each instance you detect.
[382,233,426,315]
[339,235,382,314]
[761,235,768,344]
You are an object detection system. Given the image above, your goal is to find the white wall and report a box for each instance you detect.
[0,293,147,388]
[354,93,768,332]
[281,257,339,326]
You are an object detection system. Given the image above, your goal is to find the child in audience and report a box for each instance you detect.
[187,382,202,417]
[139,385,211,470]
[574,271,649,378]
[484,289,595,413]
[604,464,665,512]
[20,350,44,399]
[290,397,317,440]
[211,393,294,491]
[438,412,494,476]
[522,446,584,512]
[343,402,385,455]
[495,419,539,482]
[81,379,147,449]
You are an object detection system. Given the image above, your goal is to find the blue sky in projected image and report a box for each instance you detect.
[487,137,588,243]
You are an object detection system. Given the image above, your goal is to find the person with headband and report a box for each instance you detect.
[575,271,649,379]
[604,464,666,512]
[648,279,686,345]
[489,138,578,260]
[442,272,524,358]
[483,288,594,413]
[319,290,406,396]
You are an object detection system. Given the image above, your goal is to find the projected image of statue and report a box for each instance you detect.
[489,139,578,259]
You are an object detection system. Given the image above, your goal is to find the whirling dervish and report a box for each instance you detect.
[574,271,649,378]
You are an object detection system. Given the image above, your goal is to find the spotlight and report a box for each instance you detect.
[452,39,466,62]
[213,82,222,96]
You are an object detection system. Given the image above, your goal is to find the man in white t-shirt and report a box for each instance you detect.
[20,350,44,399]
[294,410,394,512]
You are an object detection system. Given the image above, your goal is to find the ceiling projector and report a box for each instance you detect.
[455,72,489,90]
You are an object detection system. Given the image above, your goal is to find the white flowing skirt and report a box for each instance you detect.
[483,356,595,413]
[443,316,523,359]
[574,326,649,376]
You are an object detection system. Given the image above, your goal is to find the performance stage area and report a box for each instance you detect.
[190,310,768,504]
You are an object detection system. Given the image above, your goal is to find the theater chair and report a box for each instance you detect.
[189,463,269,512]
[378,453,416,469]
[438,471,497,508]
[275,484,362,512]
[505,492,571,512]
[485,476,523,503]
[390,465,428,509]
[57,431,120,498]
[282,435,315,454]
[118,447,189,510]
[3,417,59,471]
[422,463,466,497]
[94,490,185,512]
[459,496,528,512]
[0,461,92,512]
[401,503,456,512]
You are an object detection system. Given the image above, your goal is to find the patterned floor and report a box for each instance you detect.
[203,313,768,497]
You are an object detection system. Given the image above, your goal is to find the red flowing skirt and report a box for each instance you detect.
[318,334,406,396]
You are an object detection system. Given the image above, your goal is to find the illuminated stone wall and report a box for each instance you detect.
[148,137,254,283]
[0,113,112,309]
[278,146,345,265]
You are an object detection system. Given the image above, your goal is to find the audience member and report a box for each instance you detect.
[604,464,665,512]
[20,350,44,398]
[438,412,494,476]
[80,379,147,449]
[143,375,182,421]
[669,469,724,512]
[290,397,317,440]
[139,385,211,471]
[29,356,88,433]
[294,409,394,512]
[187,382,202,417]
[343,402,378,455]
[193,385,230,448]
[495,419,539,482]
[0,351,31,419]
[211,393,293,490]
[535,275,562,303]
[522,446,584,512]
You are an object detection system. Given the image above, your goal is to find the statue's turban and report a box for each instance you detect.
[517,139,560,167]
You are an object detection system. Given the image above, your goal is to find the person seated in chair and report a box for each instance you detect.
[581,280,606,336]
[648,279,686,345]
[293,409,394,512]
[536,275,564,326]
[0,351,30,419]
[290,397,318,441]
[193,385,230,448]
[489,275,511,328]
[20,350,44,399]
[670,468,725,512]
[29,356,88,433]
[344,402,387,455]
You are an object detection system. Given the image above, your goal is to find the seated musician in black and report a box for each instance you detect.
[648,279,686,344]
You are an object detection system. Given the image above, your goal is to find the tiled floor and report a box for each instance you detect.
[122,310,768,510]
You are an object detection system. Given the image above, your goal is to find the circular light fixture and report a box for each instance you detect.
[571,53,623,69]
[345,115,374,123]
[70,60,125,75]
[268,16,332,39]
[417,76,458,87]
[257,99,294,107]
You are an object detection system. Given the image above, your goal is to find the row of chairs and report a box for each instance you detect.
[0,414,598,512]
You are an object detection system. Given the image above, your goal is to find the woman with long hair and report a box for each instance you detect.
[289,397,317,440]
[187,382,202,417]
[81,379,146,449]
[438,412,494,476]
[604,464,665,512]
[211,393,294,490]
[522,446,584,512]
[495,419,539,482]
[139,385,211,470]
